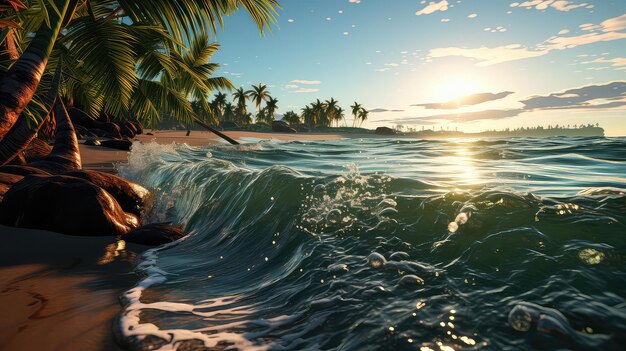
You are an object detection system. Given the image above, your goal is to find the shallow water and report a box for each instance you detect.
[116,137,626,351]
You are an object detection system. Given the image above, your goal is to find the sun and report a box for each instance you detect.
[434,79,483,102]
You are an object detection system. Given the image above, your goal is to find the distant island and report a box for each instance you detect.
[398,124,605,139]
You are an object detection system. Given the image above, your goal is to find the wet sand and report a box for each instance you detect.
[0,226,146,351]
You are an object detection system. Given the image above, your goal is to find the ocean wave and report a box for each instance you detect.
[115,138,626,350]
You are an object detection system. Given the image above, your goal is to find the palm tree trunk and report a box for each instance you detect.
[28,98,82,174]
[0,29,19,61]
[193,117,239,145]
[0,63,64,166]
[0,0,74,140]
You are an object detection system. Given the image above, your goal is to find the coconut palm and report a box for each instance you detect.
[246,83,271,121]
[232,87,248,123]
[0,0,280,162]
[311,99,325,128]
[351,102,363,127]
[282,111,300,126]
[301,105,313,127]
[222,103,236,122]
[324,98,339,127]
[264,96,278,123]
[358,107,369,127]
[335,107,345,127]
[212,91,228,119]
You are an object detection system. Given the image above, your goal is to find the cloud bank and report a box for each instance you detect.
[414,91,515,109]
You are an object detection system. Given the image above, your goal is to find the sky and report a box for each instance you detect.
[211,0,626,136]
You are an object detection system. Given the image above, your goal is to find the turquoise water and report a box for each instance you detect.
[116,137,626,350]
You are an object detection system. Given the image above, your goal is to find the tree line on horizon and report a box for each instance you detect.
[202,86,370,129]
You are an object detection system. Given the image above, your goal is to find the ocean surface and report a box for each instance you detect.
[116,137,626,351]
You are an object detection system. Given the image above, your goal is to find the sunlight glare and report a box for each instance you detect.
[435,79,483,102]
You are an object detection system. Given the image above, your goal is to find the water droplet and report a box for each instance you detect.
[264,257,269,262]
[455,212,469,225]
[448,222,459,233]
[367,252,387,268]
[388,326,395,332]
[508,304,533,332]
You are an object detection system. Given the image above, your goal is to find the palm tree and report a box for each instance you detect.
[301,105,313,127]
[232,87,248,123]
[311,99,325,128]
[212,92,228,120]
[222,103,236,122]
[0,0,280,163]
[282,111,300,126]
[324,98,339,127]
[351,102,363,127]
[335,107,345,127]
[246,83,271,122]
[358,108,369,127]
[265,97,278,123]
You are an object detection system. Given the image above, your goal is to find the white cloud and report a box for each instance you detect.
[429,14,626,66]
[601,14,626,32]
[429,45,547,66]
[416,1,449,16]
[287,19,294,23]
[349,0,361,3]
[468,13,478,18]
[510,0,590,12]
[290,88,319,94]
[285,84,299,89]
[441,18,450,22]
[558,28,570,35]
[582,57,626,67]
[291,80,321,85]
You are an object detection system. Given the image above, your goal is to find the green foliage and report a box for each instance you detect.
[0,0,280,128]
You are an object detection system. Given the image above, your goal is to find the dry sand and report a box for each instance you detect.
[1,129,348,350]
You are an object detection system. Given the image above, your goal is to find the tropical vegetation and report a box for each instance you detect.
[0,0,279,163]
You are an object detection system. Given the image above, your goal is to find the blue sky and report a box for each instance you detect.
[211,0,626,136]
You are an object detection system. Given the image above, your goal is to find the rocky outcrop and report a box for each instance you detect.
[0,175,139,236]
[64,170,151,219]
[122,223,185,246]
[272,120,297,133]
[100,139,133,151]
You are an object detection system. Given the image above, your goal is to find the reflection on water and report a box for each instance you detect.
[116,137,626,350]
[98,240,137,265]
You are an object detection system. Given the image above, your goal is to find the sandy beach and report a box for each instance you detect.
[81,130,350,172]
[0,130,347,351]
